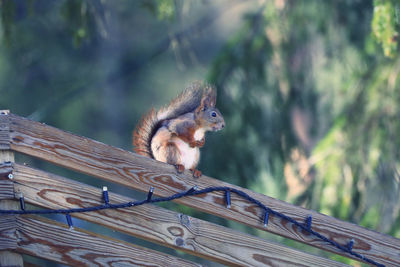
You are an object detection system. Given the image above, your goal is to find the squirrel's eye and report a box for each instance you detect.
[211,111,217,117]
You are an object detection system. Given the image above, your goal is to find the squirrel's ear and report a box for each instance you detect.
[200,86,217,109]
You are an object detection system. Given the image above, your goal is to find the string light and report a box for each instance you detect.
[225,189,231,209]
[347,239,355,252]
[102,186,109,205]
[65,213,73,229]
[305,215,312,229]
[147,187,154,202]
[18,192,25,211]
[263,210,269,227]
[186,185,198,195]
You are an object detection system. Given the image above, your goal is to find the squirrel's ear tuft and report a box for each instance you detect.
[201,85,217,108]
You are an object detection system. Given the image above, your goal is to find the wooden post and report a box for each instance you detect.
[0,110,23,267]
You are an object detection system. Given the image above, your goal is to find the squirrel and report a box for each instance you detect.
[133,82,225,178]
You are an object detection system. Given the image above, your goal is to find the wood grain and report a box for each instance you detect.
[0,110,10,150]
[0,161,15,200]
[1,215,202,267]
[0,161,13,178]
[0,210,18,251]
[0,148,23,267]
[7,113,400,266]
[0,181,14,200]
[12,164,349,267]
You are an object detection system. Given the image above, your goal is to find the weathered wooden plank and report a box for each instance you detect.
[0,160,14,200]
[0,181,14,200]
[3,215,202,267]
[0,148,23,267]
[0,212,18,251]
[0,110,10,150]
[12,164,349,267]
[0,161,13,179]
[8,113,400,266]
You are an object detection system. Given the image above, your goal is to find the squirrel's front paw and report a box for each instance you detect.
[189,141,197,148]
[196,138,205,148]
[175,164,185,173]
[189,138,205,148]
[190,168,202,178]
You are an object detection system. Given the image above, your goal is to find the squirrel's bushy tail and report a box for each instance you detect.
[133,108,158,157]
[133,82,208,158]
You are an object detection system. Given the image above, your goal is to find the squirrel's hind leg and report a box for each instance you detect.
[166,142,187,174]
[164,142,187,175]
[151,128,184,174]
[189,168,202,178]
[175,164,185,173]
[153,139,185,174]
[165,142,180,164]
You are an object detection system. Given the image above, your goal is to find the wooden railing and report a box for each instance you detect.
[0,110,399,266]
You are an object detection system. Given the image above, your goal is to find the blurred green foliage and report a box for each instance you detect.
[141,0,175,21]
[372,0,399,57]
[0,0,399,265]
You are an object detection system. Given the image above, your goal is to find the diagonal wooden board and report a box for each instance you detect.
[0,215,202,267]
[5,112,400,266]
[11,163,348,267]
[0,111,23,267]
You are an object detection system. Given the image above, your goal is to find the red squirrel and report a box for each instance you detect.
[133,82,225,177]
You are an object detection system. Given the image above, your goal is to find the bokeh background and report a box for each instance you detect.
[1,0,400,266]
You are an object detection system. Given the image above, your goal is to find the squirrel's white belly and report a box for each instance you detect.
[173,138,200,169]
[150,127,200,170]
[193,129,205,141]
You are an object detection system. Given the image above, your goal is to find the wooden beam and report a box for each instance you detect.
[0,215,200,267]
[0,110,10,150]
[0,173,23,267]
[12,164,349,267]
[7,113,400,266]
[0,213,18,251]
[0,111,13,200]
[0,162,14,200]
[0,111,23,267]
